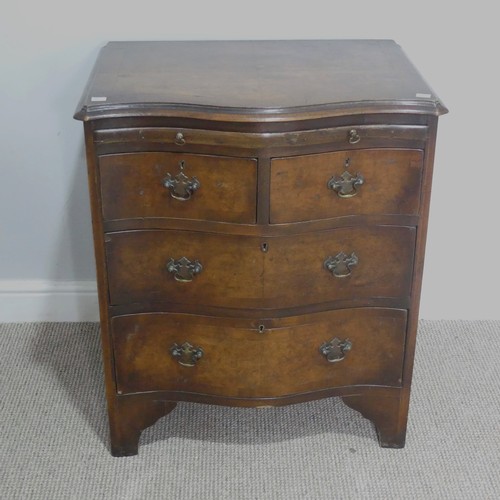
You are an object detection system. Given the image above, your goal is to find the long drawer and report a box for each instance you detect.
[105,226,416,309]
[112,308,407,398]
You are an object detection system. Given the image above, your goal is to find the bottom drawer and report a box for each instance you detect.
[111,308,407,398]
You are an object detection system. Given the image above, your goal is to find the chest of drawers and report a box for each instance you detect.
[75,40,447,456]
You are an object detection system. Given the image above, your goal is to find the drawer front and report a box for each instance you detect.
[106,230,265,308]
[94,124,428,151]
[264,225,415,308]
[112,308,407,397]
[270,149,423,223]
[99,152,257,223]
[106,226,415,308]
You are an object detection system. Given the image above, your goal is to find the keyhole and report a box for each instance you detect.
[258,325,265,333]
[261,242,268,253]
[345,158,350,169]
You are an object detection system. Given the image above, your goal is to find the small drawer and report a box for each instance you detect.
[263,225,415,307]
[106,230,264,309]
[111,308,407,397]
[270,149,423,223]
[105,225,415,309]
[99,152,257,223]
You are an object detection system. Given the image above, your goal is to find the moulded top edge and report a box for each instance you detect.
[74,40,448,123]
[74,99,448,123]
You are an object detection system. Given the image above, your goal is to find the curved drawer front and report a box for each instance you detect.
[270,149,423,223]
[264,225,415,308]
[106,226,415,308]
[106,230,264,309]
[99,152,257,223]
[112,308,407,398]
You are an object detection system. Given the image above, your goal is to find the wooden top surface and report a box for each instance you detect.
[75,40,447,122]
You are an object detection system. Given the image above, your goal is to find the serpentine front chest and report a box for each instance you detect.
[75,39,447,456]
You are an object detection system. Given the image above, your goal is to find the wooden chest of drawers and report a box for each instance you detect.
[75,40,447,456]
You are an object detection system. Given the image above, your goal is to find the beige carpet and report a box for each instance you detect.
[0,321,499,499]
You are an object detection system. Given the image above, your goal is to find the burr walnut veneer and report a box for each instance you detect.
[75,40,447,456]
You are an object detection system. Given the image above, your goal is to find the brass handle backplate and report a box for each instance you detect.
[170,342,204,367]
[319,337,352,363]
[163,160,200,201]
[166,256,203,282]
[327,171,364,198]
[174,132,186,145]
[348,129,361,144]
[324,252,358,278]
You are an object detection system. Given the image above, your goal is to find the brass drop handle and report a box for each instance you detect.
[174,132,186,145]
[348,128,361,144]
[327,171,364,198]
[319,338,352,363]
[166,257,203,282]
[163,160,200,201]
[170,342,204,367]
[324,252,358,278]
[327,158,364,198]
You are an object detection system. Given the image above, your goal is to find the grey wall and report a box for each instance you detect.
[1,0,499,318]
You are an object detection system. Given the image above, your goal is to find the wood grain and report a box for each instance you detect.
[99,152,257,223]
[94,124,428,151]
[112,309,407,397]
[75,40,447,121]
[270,149,423,223]
[105,226,416,309]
